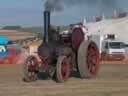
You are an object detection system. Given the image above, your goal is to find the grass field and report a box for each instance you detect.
[0,64,128,96]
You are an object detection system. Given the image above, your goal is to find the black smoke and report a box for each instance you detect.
[44,0,126,24]
[44,0,63,12]
[44,0,122,13]
[64,0,120,14]
[63,0,116,5]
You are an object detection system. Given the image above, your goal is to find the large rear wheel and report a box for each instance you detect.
[78,40,100,78]
[56,56,71,83]
[23,56,39,82]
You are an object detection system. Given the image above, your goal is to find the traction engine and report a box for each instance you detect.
[22,11,100,83]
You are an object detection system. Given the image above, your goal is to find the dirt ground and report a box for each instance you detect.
[0,64,128,96]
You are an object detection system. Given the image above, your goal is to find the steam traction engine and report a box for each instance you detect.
[22,11,100,83]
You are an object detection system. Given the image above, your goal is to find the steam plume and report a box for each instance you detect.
[44,0,125,19]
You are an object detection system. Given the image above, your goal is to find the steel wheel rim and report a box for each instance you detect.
[61,57,70,81]
[86,43,100,77]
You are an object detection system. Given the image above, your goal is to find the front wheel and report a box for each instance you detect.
[23,56,39,82]
[56,56,71,83]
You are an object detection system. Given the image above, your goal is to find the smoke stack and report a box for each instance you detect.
[43,11,50,43]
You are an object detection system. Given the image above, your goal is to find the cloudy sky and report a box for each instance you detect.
[0,0,127,27]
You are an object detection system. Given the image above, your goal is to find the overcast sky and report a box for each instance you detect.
[0,0,128,27]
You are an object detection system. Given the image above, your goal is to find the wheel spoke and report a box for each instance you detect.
[31,60,35,66]
[90,65,96,74]
[62,60,67,77]
[57,56,71,82]
[24,56,38,82]
[87,43,99,76]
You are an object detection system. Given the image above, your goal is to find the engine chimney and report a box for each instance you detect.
[43,11,50,43]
